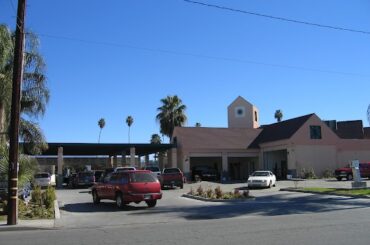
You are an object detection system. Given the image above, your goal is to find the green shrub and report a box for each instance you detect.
[196,185,204,196]
[301,168,317,179]
[233,189,242,198]
[43,186,56,209]
[31,185,43,205]
[322,169,334,178]
[0,200,7,215]
[214,186,223,199]
[242,190,250,198]
[206,188,214,199]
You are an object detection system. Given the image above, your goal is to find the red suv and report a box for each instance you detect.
[334,162,370,181]
[91,170,162,208]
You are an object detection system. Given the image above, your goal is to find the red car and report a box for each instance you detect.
[91,170,162,208]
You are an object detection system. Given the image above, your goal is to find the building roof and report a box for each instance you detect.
[23,143,174,156]
[173,127,262,150]
[248,114,314,149]
[336,120,364,139]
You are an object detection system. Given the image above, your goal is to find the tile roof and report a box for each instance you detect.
[248,114,314,149]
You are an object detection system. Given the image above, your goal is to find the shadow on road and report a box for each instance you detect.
[61,202,148,213]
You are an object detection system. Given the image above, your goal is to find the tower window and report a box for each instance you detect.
[254,111,258,122]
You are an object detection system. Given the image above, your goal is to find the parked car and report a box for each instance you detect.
[93,170,104,183]
[91,170,162,208]
[159,168,184,189]
[68,171,95,188]
[334,162,370,181]
[144,166,161,177]
[114,166,137,172]
[247,171,276,188]
[33,172,53,188]
[1,173,31,201]
[191,165,219,181]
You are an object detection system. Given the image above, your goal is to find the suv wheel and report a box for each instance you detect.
[268,181,272,188]
[347,174,353,181]
[92,190,100,204]
[146,200,157,208]
[116,192,125,209]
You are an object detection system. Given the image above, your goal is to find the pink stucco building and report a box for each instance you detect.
[170,96,370,180]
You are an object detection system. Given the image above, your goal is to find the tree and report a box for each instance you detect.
[274,109,283,122]
[150,133,162,163]
[98,118,105,143]
[156,95,187,141]
[195,122,201,127]
[126,116,133,143]
[367,104,370,126]
[150,133,162,144]
[0,25,49,153]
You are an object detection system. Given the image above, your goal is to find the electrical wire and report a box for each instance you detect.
[36,33,368,77]
[183,0,370,35]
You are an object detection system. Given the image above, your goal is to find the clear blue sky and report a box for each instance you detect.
[1,0,369,144]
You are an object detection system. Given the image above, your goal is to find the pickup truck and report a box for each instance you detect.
[334,162,370,181]
[159,168,184,189]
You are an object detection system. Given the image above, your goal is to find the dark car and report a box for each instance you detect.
[68,171,95,188]
[91,170,162,208]
[191,166,219,181]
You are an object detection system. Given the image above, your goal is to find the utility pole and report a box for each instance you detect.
[7,0,26,225]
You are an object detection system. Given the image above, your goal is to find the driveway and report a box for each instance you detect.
[54,179,370,229]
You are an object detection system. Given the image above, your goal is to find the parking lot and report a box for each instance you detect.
[54,178,370,229]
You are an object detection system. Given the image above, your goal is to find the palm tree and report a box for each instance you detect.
[0,25,49,153]
[126,116,133,143]
[367,104,370,126]
[274,109,283,122]
[195,122,201,127]
[150,133,162,163]
[98,118,105,143]
[150,133,162,144]
[156,95,187,141]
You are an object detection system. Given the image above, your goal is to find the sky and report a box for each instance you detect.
[1,0,370,144]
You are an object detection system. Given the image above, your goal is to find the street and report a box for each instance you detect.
[1,180,370,244]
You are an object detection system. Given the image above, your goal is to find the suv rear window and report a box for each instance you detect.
[163,168,180,174]
[130,172,157,183]
[34,173,49,178]
[145,167,160,172]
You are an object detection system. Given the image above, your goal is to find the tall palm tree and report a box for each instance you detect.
[156,95,187,141]
[126,116,133,143]
[150,133,162,144]
[0,25,49,153]
[98,118,105,143]
[274,109,283,122]
[150,133,162,163]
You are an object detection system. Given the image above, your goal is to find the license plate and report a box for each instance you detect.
[144,194,151,200]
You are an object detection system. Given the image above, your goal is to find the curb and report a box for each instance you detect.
[280,188,370,199]
[54,199,60,219]
[182,194,255,202]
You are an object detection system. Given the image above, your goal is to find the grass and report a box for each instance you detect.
[302,187,370,196]
[0,215,5,221]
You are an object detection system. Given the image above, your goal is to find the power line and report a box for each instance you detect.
[183,0,370,35]
[36,33,368,77]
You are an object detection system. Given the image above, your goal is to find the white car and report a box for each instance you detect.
[114,166,136,172]
[33,172,52,188]
[247,171,276,188]
[144,166,161,177]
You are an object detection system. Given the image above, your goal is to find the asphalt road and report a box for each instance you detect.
[1,180,370,244]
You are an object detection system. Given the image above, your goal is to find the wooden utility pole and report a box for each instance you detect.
[7,0,26,225]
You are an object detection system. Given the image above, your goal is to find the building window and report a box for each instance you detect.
[234,106,245,118]
[310,126,322,139]
[254,111,258,122]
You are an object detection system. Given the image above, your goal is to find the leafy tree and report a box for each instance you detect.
[98,118,105,143]
[195,122,201,127]
[126,116,133,143]
[274,109,283,122]
[367,104,370,126]
[150,133,162,144]
[156,95,187,140]
[0,25,49,153]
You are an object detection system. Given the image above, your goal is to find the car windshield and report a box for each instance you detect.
[34,173,49,178]
[251,171,269,177]
[130,172,157,183]
[145,167,160,172]
[163,168,180,173]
